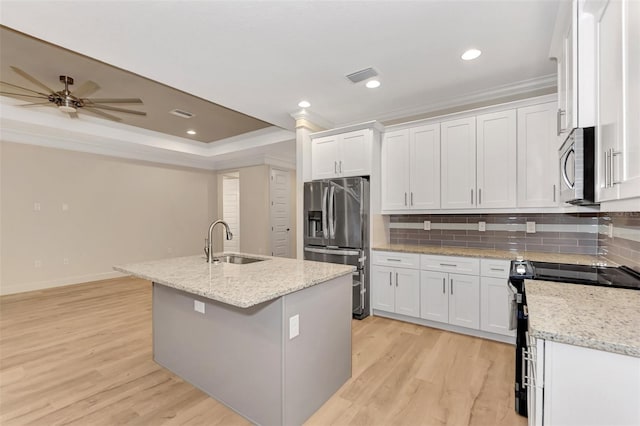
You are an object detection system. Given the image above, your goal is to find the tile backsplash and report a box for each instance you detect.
[389,212,640,269]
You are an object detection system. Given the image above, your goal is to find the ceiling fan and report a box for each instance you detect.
[0,66,146,122]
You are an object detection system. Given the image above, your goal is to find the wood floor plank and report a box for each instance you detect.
[0,277,526,426]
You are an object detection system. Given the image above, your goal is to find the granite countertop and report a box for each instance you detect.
[373,243,608,265]
[525,280,640,357]
[114,253,355,308]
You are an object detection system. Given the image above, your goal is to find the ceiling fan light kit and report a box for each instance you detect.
[0,66,146,121]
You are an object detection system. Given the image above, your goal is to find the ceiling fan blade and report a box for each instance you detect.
[85,97,143,104]
[10,66,56,94]
[18,102,52,107]
[73,80,100,98]
[67,112,79,119]
[83,107,122,122]
[0,81,51,97]
[88,103,147,116]
[0,91,48,100]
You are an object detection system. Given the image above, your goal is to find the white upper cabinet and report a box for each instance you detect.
[311,129,372,180]
[441,117,476,209]
[476,110,517,208]
[381,124,440,211]
[517,102,559,208]
[550,0,596,134]
[595,0,640,202]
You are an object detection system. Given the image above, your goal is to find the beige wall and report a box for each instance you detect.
[0,141,217,295]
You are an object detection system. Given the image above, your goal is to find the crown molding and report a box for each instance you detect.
[290,109,333,131]
[310,120,385,138]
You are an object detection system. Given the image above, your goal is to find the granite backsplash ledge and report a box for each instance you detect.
[388,212,640,271]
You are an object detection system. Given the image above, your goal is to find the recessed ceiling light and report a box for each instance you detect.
[461,49,482,61]
[366,80,381,89]
[186,130,196,135]
[298,100,311,108]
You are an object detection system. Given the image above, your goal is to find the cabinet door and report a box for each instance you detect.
[596,0,623,202]
[448,273,480,329]
[381,129,411,210]
[371,265,395,312]
[480,277,515,336]
[311,135,339,180]
[441,117,476,209]
[476,110,517,208]
[410,124,440,209]
[394,268,420,318]
[339,130,370,177]
[517,102,559,207]
[419,270,448,323]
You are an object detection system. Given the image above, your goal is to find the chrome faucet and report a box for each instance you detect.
[205,220,233,263]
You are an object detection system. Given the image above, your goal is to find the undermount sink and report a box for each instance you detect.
[210,255,265,265]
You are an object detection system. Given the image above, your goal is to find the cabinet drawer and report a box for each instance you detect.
[420,255,480,275]
[372,251,420,269]
[480,259,511,278]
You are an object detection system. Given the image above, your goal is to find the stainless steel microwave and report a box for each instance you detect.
[559,127,597,205]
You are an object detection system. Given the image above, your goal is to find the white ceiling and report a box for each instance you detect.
[0,0,560,132]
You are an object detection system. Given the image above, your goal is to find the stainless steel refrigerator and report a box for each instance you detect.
[303,177,369,319]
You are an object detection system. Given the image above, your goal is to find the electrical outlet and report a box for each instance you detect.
[33,202,41,212]
[194,300,205,314]
[34,260,42,268]
[289,314,300,339]
[62,203,69,211]
[63,258,69,265]
[167,247,173,254]
[608,223,614,238]
[478,221,486,232]
[526,221,536,233]
[423,221,431,231]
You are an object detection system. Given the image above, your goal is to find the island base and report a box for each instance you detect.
[152,274,352,425]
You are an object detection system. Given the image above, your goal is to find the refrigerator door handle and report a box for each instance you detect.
[328,185,336,238]
[304,247,361,256]
[321,186,328,239]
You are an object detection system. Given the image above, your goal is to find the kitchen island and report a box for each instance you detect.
[114,254,355,426]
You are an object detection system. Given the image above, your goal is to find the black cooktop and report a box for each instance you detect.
[510,260,640,290]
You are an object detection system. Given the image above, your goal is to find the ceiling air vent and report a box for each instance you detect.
[169,109,195,119]
[346,67,379,84]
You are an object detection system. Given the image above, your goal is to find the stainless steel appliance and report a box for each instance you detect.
[304,177,369,319]
[508,260,640,417]
[559,127,597,205]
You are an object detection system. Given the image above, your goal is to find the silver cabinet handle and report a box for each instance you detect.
[439,263,457,267]
[395,272,399,287]
[389,271,392,286]
[478,188,482,205]
[334,161,338,174]
[339,160,343,174]
[450,278,453,295]
[557,108,566,136]
[411,192,414,206]
[387,258,402,262]
[471,189,474,205]
[612,150,621,185]
[490,267,504,271]
[553,184,556,202]
[404,192,407,206]
[442,278,445,294]
[604,150,610,188]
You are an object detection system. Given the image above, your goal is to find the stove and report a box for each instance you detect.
[508,260,640,417]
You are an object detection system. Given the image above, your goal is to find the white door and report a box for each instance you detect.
[311,135,339,180]
[448,273,480,329]
[419,270,449,323]
[270,168,291,258]
[394,268,420,318]
[372,265,395,312]
[441,117,476,209]
[517,102,559,207]
[476,110,517,208]
[480,277,515,336]
[339,130,370,177]
[381,129,410,210]
[222,174,240,253]
[410,124,441,209]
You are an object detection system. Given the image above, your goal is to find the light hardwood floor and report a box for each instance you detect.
[0,277,526,426]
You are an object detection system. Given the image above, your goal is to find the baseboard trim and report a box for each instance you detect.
[0,271,127,296]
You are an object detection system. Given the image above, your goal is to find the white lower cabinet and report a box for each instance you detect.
[530,339,640,426]
[420,271,480,329]
[371,265,420,318]
[479,259,515,337]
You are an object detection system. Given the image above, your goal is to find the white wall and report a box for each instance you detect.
[0,141,217,295]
